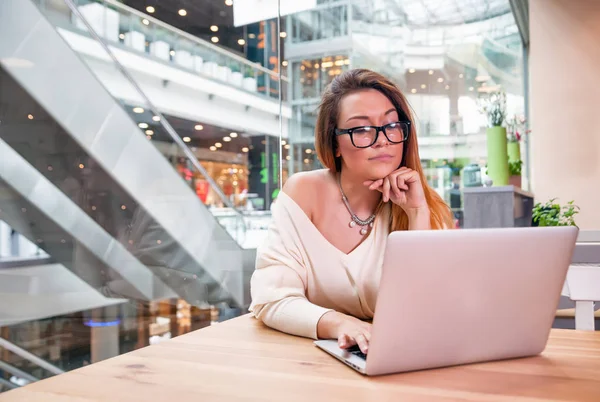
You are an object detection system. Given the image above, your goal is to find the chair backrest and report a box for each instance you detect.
[573,230,600,264]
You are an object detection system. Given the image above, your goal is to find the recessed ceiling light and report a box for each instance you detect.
[445,85,450,90]
[409,68,416,73]
[230,132,238,138]
[248,33,256,39]
[27,114,34,120]
[225,0,233,6]
[305,149,312,154]
[304,158,310,164]
[238,39,246,46]
[142,18,149,26]
[411,89,417,93]
[242,147,249,153]
[119,33,125,40]
[210,25,219,32]
[282,60,288,66]
[282,140,286,145]
[459,73,464,78]
[284,144,290,149]
[437,77,444,83]
[280,32,287,38]
[286,155,291,160]
[133,107,144,113]
[194,124,204,131]
[121,205,127,210]
[152,115,161,122]
[170,50,175,56]
[428,70,434,75]
[79,163,85,169]
[178,9,187,16]
[215,142,222,148]
[138,123,148,129]
[468,86,474,91]
[146,6,155,13]
[210,146,217,151]
[211,37,219,43]
[145,130,154,135]
[420,84,426,89]
[223,137,231,142]
[47,165,53,171]
[183,136,191,143]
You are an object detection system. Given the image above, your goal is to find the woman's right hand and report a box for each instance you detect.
[317,311,372,354]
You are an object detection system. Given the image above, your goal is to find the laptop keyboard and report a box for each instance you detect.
[347,345,367,360]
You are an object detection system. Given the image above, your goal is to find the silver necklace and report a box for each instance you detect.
[338,174,376,235]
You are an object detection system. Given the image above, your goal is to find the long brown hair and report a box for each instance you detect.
[315,68,454,231]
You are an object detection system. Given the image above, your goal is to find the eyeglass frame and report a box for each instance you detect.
[334,121,411,149]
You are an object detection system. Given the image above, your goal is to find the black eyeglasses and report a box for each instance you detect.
[334,121,410,149]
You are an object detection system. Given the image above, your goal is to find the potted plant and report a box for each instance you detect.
[478,91,509,186]
[508,159,523,188]
[532,198,580,227]
[505,114,530,163]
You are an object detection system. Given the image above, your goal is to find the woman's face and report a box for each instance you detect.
[335,89,404,181]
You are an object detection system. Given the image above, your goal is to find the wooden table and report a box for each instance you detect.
[2,315,600,401]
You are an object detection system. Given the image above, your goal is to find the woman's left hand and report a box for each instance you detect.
[364,167,428,212]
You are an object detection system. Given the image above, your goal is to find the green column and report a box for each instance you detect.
[507,141,521,162]
[486,126,509,186]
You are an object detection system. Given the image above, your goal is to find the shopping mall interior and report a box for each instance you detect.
[1,0,599,395]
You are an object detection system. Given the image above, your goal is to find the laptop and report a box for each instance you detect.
[315,226,578,376]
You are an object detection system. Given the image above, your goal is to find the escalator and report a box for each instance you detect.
[0,0,254,310]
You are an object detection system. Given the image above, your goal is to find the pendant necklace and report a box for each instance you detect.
[338,174,376,236]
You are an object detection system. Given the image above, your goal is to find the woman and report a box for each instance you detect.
[249,69,453,354]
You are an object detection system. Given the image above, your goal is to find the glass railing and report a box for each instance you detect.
[36,0,289,102]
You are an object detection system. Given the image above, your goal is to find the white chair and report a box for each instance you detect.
[215,66,231,82]
[174,50,193,70]
[193,56,204,73]
[202,61,219,77]
[149,41,170,61]
[230,71,244,87]
[74,3,120,42]
[242,76,257,92]
[560,230,600,330]
[124,31,145,52]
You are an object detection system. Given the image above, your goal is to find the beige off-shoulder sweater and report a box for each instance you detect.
[249,191,391,339]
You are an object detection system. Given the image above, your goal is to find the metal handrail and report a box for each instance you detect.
[62,0,248,230]
[101,0,289,83]
[0,337,64,376]
[0,361,39,383]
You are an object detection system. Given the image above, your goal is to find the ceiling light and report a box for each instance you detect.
[223,136,231,142]
[119,33,125,40]
[314,63,319,68]
[178,9,187,16]
[282,60,288,67]
[210,146,217,151]
[225,0,233,6]
[411,89,417,94]
[304,158,310,164]
[248,33,256,39]
[300,65,305,70]
[194,124,204,131]
[305,149,313,154]
[445,85,450,90]
[170,50,175,56]
[133,107,144,113]
[284,144,290,149]
[420,84,426,89]
[145,130,154,135]
[152,115,160,122]
[286,155,291,160]
[211,37,219,43]
[121,205,127,210]
[459,73,464,78]
[280,32,287,38]
[230,132,238,137]
[146,135,152,140]
[242,147,249,152]
[79,163,85,169]
[428,70,434,75]
[146,6,155,13]
[210,25,219,32]
[183,136,191,142]
[437,77,444,83]
[47,166,53,171]
[138,122,148,129]
[409,68,416,73]
[142,18,149,26]
[27,114,34,120]
[282,140,286,145]
[215,142,222,148]
[238,39,246,46]
[468,86,474,91]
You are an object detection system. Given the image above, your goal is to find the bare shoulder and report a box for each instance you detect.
[282,169,334,218]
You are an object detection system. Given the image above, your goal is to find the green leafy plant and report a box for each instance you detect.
[508,160,522,176]
[532,199,580,227]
